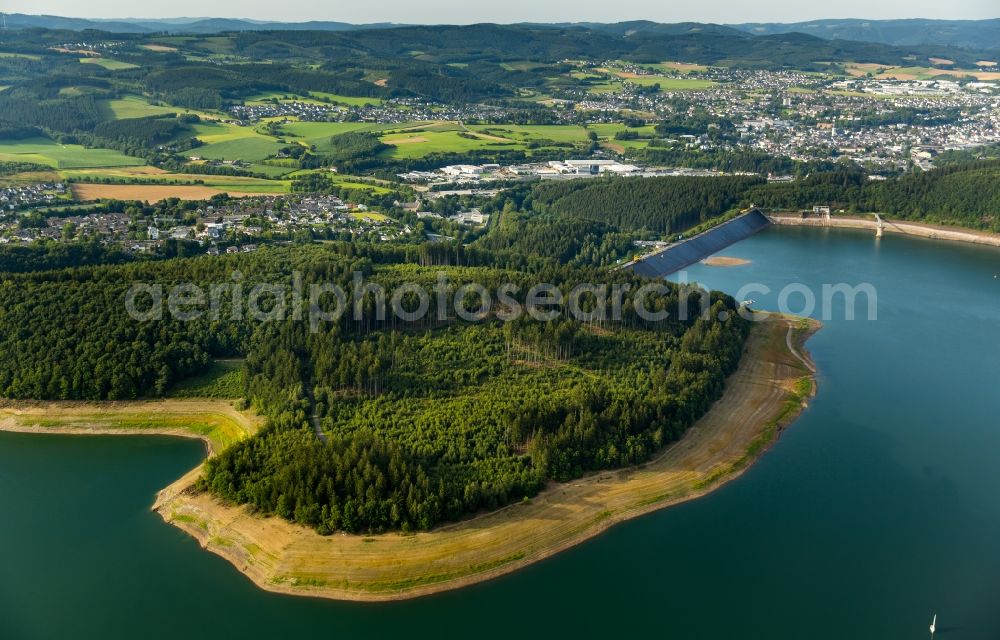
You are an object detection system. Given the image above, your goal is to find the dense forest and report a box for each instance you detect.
[201,253,749,533]
[0,238,749,534]
[529,175,765,234]
[476,211,635,266]
[746,161,1000,229]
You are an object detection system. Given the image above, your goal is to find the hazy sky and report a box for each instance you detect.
[5,0,999,24]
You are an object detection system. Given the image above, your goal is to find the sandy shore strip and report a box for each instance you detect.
[703,256,751,267]
[150,314,819,602]
[0,399,261,455]
[768,213,1000,248]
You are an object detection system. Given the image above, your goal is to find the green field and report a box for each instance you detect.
[381,129,519,159]
[500,60,549,72]
[0,138,146,169]
[588,123,658,150]
[331,175,394,194]
[81,57,139,71]
[0,52,42,60]
[589,75,716,93]
[351,211,390,221]
[641,61,711,74]
[192,122,284,162]
[59,168,291,193]
[279,121,402,151]
[243,91,339,106]
[588,123,657,138]
[105,96,222,120]
[308,92,384,106]
[247,163,299,178]
[646,77,716,90]
[469,124,591,144]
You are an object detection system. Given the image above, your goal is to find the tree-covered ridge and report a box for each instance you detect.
[746,161,1000,230]
[530,175,765,234]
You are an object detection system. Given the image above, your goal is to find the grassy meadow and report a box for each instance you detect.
[80,57,139,71]
[0,138,146,169]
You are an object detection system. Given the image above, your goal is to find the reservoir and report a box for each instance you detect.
[2,225,999,639]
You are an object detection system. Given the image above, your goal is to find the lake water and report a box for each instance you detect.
[2,226,999,639]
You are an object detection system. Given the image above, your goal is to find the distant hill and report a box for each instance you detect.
[0,20,991,71]
[2,13,156,33]
[2,14,998,52]
[0,13,400,34]
[729,19,1000,51]
[521,21,745,37]
[1,14,997,61]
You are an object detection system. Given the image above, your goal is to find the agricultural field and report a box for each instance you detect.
[246,163,299,178]
[279,121,404,151]
[468,124,590,144]
[80,57,139,71]
[501,60,553,72]
[381,129,519,159]
[139,44,179,53]
[70,183,284,202]
[843,61,1000,81]
[62,166,290,190]
[351,211,390,222]
[0,169,61,187]
[58,166,172,179]
[589,123,657,137]
[653,77,717,90]
[588,123,658,151]
[191,122,285,162]
[0,138,146,169]
[377,122,655,158]
[243,91,328,106]
[0,52,41,60]
[104,95,223,120]
[331,176,394,194]
[649,61,711,73]
[296,91,383,106]
[601,72,716,91]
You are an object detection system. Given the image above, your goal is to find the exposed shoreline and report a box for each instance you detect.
[0,316,819,602]
[768,213,1000,247]
[0,399,262,455]
[153,314,819,602]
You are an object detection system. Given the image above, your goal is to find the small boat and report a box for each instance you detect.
[930,614,937,638]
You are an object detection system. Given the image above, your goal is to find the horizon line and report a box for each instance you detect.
[4,13,1000,26]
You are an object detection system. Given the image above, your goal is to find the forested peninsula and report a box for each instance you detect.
[0,241,750,533]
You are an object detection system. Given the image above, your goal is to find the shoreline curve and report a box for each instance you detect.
[155,313,820,602]
[0,315,819,602]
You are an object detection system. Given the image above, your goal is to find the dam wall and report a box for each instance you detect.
[628,209,771,278]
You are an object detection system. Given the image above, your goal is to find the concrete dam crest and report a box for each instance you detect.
[627,209,771,278]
